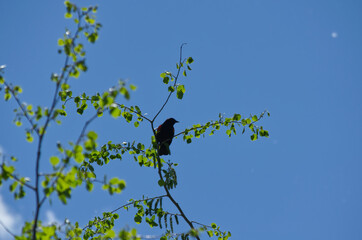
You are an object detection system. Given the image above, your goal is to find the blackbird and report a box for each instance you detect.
[155,118,179,155]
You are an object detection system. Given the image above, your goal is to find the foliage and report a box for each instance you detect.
[0,1,269,240]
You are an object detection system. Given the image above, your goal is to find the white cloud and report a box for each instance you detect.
[45,210,61,226]
[331,32,338,38]
[0,195,21,240]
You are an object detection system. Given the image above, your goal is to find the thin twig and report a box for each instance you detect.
[3,82,39,136]
[82,194,168,230]
[174,111,268,138]
[8,171,36,191]
[152,43,186,123]
[116,104,153,123]
[191,220,212,229]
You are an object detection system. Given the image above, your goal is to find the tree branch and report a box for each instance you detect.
[3,82,39,135]
[152,43,186,123]
[174,110,268,138]
[32,10,88,240]
[38,111,99,207]
[155,155,200,240]
[7,171,35,191]
[82,194,168,230]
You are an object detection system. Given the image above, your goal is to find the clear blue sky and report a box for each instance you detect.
[1,0,362,239]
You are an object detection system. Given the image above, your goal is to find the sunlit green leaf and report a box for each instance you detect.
[50,156,60,166]
[65,12,72,19]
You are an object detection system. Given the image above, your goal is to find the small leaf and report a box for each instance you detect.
[26,131,34,143]
[168,86,175,92]
[58,39,64,46]
[130,84,137,91]
[163,76,169,84]
[176,85,185,99]
[158,179,165,187]
[65,12,72,19]
[134,214,142,224]
[250,133,258,141]
[50,156,60,166]
[186,57,194,64]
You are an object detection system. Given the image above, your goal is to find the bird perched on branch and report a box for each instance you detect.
[155,118,179,155]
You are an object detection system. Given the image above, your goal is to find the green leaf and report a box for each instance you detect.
[87,32,98,43]
[70,68,80,78]
[110,107,121,118]
[74,145,84,163]
[252,115,258,122]
[87,131,98,140]
[85,16,95,25]
[250,133,258,141]
[163,76,170,84]
[130,84,137,91]
[86,181,93,191]
[76,60,87,72]
[104,230,115,238]
[50,156,60,166]
[9,181,18,192]
[226,129,231,137]
[58,39,64,46]
[65,12,72,19]
[26,131,33,143]
[14,86,23,93]
[120,87,130,100]
[158,179,165,187]
[74,96,80,103]
[109,177,120,185]
[186,57,194,64]
[4,92,11,101]
[176,85,185,99]
[168,86,175,92]
[134,214,142,224]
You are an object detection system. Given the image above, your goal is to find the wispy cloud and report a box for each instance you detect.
[45,210,61,226]
[0,195,21,240]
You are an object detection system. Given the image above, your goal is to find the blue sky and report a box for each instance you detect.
[1,0,362,239]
